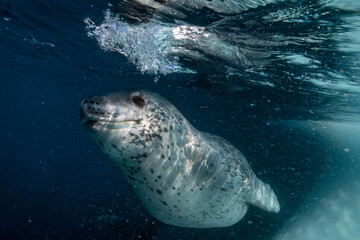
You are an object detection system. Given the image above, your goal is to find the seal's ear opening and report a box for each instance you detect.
[132,96,145,107]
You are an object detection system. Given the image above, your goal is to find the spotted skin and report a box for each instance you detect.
[80,90,280,228]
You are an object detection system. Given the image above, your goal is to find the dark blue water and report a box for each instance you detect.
[1,0,359,239]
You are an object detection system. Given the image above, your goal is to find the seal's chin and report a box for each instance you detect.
[82,119,99,128]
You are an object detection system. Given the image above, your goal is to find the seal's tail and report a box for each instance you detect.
[246,177,280,213]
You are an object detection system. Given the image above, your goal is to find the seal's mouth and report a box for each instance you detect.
[81,118,142,129]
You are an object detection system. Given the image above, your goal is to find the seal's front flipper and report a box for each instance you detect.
[98,215,165,240]
[246,177,280,213]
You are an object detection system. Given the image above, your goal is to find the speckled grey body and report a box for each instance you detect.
[80,90,280,228]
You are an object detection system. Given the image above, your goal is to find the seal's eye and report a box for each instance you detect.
[132,96,145,107]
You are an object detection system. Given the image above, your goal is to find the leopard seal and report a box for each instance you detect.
[80,90,280,228]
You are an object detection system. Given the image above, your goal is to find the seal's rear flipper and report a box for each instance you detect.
[247,177,280,213]
[98,215,165,240]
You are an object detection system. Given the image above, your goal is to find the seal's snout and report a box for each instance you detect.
[81,96,105,108]
[80,96,108,128]
[80,99,89,121]
[80,98,91,119]
[80,98,92,127]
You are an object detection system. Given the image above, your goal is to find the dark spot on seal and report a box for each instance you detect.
[160,200,168,206]
[140,153,148,158]
[112,144,118,149]
[154,0,166,3]
[150,168,154,174]
[157,175,162,179]
[156,189,163,195]
[98,141,104,148]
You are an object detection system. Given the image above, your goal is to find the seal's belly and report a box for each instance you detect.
[126,139,253,228]
[132,168,250,227]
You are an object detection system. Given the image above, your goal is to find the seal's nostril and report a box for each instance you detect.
[81,98,90,107]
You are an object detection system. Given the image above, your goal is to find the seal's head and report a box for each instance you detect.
[80,90,188,162]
